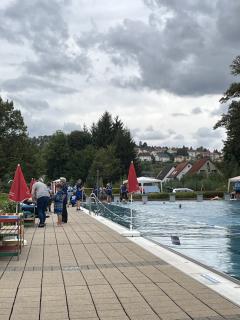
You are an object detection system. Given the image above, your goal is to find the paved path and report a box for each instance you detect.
[1,208,240,320]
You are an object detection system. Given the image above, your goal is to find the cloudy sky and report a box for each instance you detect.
[1,0,240,150]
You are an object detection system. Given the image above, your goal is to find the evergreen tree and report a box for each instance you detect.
[214,55,240,174]
[68,129,92,151]
[176,146,189,156]
[113,126,137,173]
[87,145,121,185]
[44,131,70,180]
[91,111,114,148]
[0,97,38,187]
[67,145,95,182]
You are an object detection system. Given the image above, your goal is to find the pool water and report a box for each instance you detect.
[117,201,240,280]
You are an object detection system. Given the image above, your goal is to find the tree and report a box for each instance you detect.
[0,97,38,185]
[87,145,121,185]
[91,111,114,148]
[176,146,189,156]
[90,112,139,177]
[68,129,92,151]
[30,136,50,177]
[113,129,139,175]
[214,55,240,175]
[0,97,27,139]
[44,131,70,180]
[67,145,95,183]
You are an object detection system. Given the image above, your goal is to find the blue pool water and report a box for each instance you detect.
[106,201,240,280]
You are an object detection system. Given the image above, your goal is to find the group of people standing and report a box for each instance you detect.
[68,181,113,205]
[92,182,129,203]
[31,178,130,227]
[92,183,113,203]
[31,177,68,227]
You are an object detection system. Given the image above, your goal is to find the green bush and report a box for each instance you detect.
[147,193,169,200]
[83,189,226,201]
[202,191,224,199]
[0,193,8,203]
[129,191,225,201]
[0,200,17,213]
[175,192,196,199]
[163,173,227,192]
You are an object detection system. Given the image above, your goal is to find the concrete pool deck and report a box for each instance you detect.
[0,208,240,320]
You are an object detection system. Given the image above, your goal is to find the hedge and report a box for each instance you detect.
[120,191,226,201]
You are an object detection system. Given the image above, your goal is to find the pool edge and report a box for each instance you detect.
[81,207,240,307]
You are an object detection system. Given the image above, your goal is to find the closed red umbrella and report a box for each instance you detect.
[127,161,139,193]
[9,164,31,202]
[29,178,36,193]
[127,161,139,232]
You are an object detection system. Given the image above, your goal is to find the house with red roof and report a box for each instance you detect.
[188,158,218,176]
[157,164,175,181]
[167,162,192,180]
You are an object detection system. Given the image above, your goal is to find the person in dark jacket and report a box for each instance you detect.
[75,179,84,211]
[120,183,128,202]
[54,183,64,226]
[105,183,112,203]
[60,177,68,223]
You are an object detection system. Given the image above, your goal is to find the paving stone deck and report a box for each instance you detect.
[0,208,240,320]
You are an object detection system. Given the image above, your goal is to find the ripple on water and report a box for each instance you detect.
[116,200,240,280]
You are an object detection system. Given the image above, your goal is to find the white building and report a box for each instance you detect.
[138,152,152,162]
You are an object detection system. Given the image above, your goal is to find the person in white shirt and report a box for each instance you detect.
[31,178,50,227]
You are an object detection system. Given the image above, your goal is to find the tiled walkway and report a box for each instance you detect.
[1,208,240,320]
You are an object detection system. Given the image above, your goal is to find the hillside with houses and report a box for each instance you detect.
[136,145,223,188]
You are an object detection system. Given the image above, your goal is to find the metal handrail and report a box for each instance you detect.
[86,193,133,230]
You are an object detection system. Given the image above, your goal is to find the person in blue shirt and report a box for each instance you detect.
[92,184,100,198]
[76,184,84,211]
[120,183,128,202]
[60,177,68,223]
[70,193,77,207]
[54,183,64,226]
[105,183,112,203]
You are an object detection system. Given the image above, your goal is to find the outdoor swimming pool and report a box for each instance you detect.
[95,200,240,280]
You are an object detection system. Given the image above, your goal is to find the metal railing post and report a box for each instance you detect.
[87,192,133,230]
[130,209,133,231]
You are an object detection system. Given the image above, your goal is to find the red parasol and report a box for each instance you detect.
[29,178,36,193]
[127,161,139,193]
[9,164,31,202]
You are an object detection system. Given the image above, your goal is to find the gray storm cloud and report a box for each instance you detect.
[1,76,77,94]
[0,0,91,80]
[0,0,238,148]
[1,0,240,98]
[82,0,239,96]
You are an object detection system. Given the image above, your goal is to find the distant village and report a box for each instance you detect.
[136,145,223,181]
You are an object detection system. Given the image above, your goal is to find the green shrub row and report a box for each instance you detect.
[124,191,226,201]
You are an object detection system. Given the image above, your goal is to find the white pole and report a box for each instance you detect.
[97,169,99,199]
[130,193,133,231]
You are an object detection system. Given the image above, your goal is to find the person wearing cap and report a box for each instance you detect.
[31,177,50,227]
[60,177,68,223]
